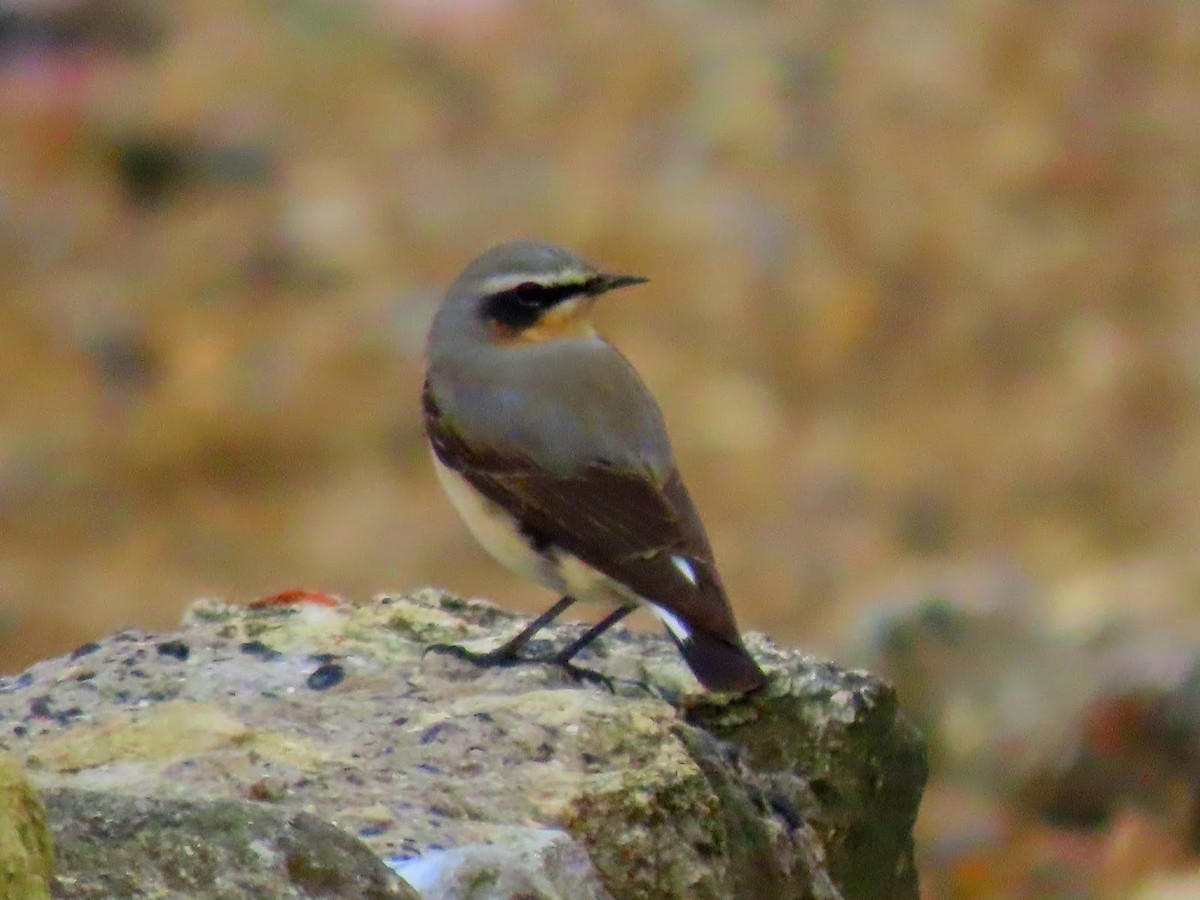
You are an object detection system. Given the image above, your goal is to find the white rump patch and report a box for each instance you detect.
[649,604,692,643]
[671,555,698,585]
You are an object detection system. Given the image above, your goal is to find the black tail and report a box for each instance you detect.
[673,628,766,694]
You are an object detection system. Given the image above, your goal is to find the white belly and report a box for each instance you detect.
[431,449,636,606]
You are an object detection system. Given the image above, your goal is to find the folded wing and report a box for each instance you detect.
[424,380,764,692]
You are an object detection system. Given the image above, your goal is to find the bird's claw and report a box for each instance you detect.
[425,642,615,692]
[553,659,616,693]
[424,642,522,667]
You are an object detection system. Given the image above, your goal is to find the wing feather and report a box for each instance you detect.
[423,377,765,691]
[424,380,731,637]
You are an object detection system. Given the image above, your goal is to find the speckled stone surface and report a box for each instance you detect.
[45,789,415,899]
[391,827,612,900]
[0,589,924,899]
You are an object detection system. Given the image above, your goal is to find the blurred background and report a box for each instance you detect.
[1,0,1198,895]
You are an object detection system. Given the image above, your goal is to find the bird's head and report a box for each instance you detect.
[431,241,647,352]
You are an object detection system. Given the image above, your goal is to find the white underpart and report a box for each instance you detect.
[432,452,546,585]
[433,446,702,644]
[649,604,692,643]
[432,446,636,604]
[671,555,697,585]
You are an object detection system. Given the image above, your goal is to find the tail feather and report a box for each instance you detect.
[673,628,766,694]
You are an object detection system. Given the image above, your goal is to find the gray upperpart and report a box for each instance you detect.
[456,241,596,290]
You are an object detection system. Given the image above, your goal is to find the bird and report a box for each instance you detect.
[422,241,766,693]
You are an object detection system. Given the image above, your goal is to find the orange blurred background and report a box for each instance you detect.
[1,1,1198,895]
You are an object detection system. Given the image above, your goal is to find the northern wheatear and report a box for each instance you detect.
[422,241,765,693]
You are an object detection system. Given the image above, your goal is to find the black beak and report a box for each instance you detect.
[588,273,649,295]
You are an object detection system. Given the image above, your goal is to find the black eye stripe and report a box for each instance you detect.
[480,277,603,330]
[487,280,592,310]
[511,281,546,306]
[504,281,587,307]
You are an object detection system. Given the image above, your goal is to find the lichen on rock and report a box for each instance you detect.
[0,589,925,899]
[0,752,53,900]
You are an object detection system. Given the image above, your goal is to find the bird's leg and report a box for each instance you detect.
[528,605,637,690]
[426,595,576,667]
[545,605,636,664]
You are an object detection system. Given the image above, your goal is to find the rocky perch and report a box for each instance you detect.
[0,590,925,899]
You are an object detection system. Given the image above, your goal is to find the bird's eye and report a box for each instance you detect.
[512,282,543,305]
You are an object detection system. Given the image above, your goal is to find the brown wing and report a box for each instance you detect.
[423,380,750,643]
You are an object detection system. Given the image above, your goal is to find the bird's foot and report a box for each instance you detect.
[424,642,525,668]
[550,658,616,693]
[425,642,615,691]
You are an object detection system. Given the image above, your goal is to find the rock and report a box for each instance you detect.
[1133,868,1200,900]
[685,666,925,900]
[868,594,1200,798]
[0,751,53,900]
[389,827,611,899]
[867,593,1200,891]
[0,589,925,899]
[44,789,414,899]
